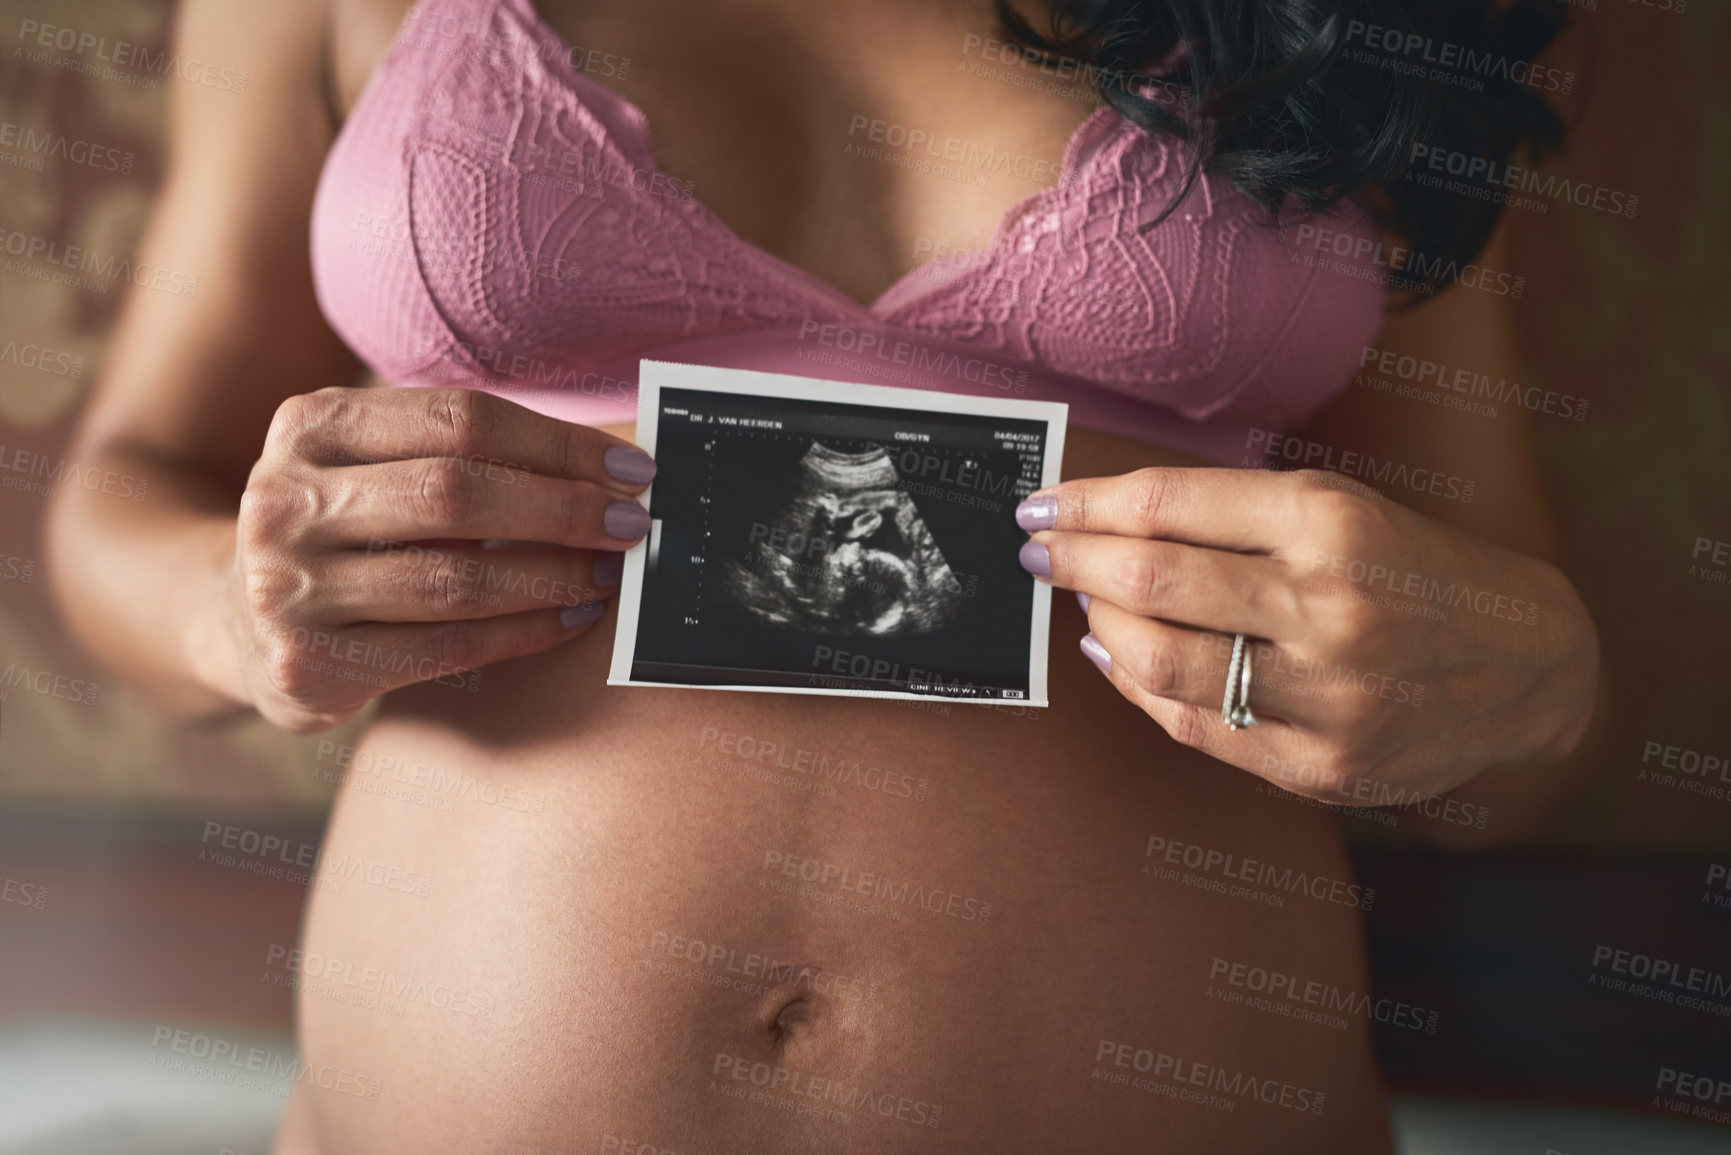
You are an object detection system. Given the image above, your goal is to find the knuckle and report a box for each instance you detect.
[1125,467,1180,530]
[243,562,313,623]
[428,624,480,681]
[410,459,476,527]
[254,630,317,701]
[555,484,588,542]
[239,476,323,541]
[268,389,346,459]
[1161,704,1211,750]
[424,554,487,616]
[1131,635,1184,698]
[426,389,491,457]
[1116,545,1176,612]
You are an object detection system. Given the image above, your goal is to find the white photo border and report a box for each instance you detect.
[606,359,1068,706]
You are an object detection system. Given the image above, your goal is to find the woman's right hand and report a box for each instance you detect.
[227,387,656,731]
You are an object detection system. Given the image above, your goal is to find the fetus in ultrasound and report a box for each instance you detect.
[728,442,962,636]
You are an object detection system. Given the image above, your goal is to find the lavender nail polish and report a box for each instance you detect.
[1080,633,1111,675]
[1015,495,1057,531]
[593,552,624,587]
[604,446,658,485]
[1018,540,1050,578]
[561,600,606,629]
[604,500,651,540]
[1076,591,1092,613]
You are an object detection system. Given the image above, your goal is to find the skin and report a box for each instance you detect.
[44,0,1598,1150]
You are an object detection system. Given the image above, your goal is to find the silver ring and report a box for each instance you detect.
[1222,633,1257,730]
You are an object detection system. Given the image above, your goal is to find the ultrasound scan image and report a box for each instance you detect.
[726,442,962,637]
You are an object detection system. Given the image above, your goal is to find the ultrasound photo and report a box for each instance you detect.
[608,362,1067,704]
[727,441,962,638]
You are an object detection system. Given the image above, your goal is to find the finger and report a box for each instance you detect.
[308,460,650,550]
[317,545,623,623]
[273,387,656,491]
[1078,626,1311,780]
[266,603,612,698]
[1037,531,1297,640]
[1081,597,1314,725]
[1015,467,1302,552]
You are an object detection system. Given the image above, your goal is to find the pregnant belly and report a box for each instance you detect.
[290,427,1391,1154]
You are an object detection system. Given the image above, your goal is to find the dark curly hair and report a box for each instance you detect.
[996,0,1570,290]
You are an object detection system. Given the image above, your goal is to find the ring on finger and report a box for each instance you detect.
[1222,632,1257,731]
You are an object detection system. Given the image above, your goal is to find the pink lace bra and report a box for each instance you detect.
[310,0,1387,464]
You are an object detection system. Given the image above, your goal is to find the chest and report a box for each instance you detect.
[331,0,1103,305]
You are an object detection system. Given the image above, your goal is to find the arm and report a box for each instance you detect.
[1018,222,1600,846]
[1296,227,1605,846]
[47,0,650,732]
[47,0,355,717]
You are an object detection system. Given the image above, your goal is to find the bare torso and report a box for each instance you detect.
[287,1,1394,1150]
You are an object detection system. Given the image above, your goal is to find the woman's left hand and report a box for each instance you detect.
[1016,467,1599,802]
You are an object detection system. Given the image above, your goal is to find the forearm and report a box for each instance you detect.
[1395,570,1606,850]
[47,447,250,720]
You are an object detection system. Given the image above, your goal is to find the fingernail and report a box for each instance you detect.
[604,500,651,540]
[1015,495,1057,531]
[604,447,658,485]
[1080,633,1111,675]
[593,552,624,587]
[1076,591,1091,613]
[1017,540,1050,578]
[561,600,606,629]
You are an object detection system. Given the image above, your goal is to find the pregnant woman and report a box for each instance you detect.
[48,0,1599,1150]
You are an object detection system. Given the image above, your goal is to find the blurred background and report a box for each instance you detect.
[0,0,1727,1152]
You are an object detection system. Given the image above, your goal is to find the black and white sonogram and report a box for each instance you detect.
[727,442,961,638]
[608,362,1067,705]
